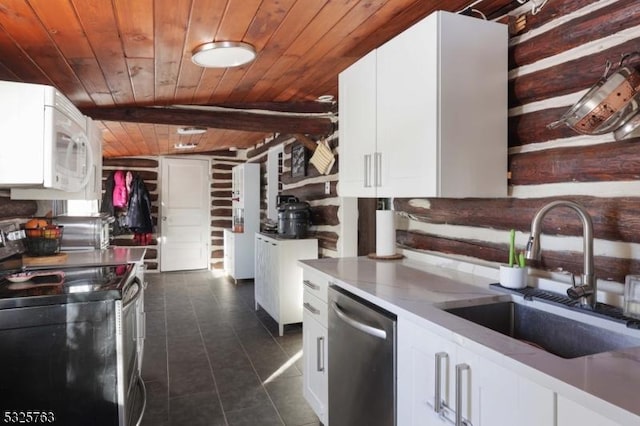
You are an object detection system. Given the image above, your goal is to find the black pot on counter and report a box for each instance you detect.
[277,201,311,239]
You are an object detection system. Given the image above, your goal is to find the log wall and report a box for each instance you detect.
[247,131,341,258]
[394,0,640,286]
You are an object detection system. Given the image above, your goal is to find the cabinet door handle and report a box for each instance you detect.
[303,302,320,315]
[364,154,372,187]
[303,280,320,290]
[434,352,448,415]
[455,363,471,426]
[374,152,382,187]
[316,336,325,372]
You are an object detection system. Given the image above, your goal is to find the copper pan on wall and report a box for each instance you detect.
[548,52,640,135]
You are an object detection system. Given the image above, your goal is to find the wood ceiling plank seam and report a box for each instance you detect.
[71,0,136,105]
[28,0,95,58]
[139,123,161,155]
[28,0,112,107]
[174,0,226,103]
[113,0,155,106]
[215,0,262,41]
[235,0,329,103]
[0,60,20,81]
[331,0,428,59]
[100,121,131,158]
[0,29,52,84]
[112,0,155,58]
[270,0,395,101]
[122,121,150,155]
[106,121,138,156]
[246,0,367,102]
[0,0,93,104]
[211,0,297,104]
[153,0,193,103]
[154,123,171,155]
[126,57,156,105]
[29,0,113,105]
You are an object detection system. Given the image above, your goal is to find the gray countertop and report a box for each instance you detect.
[55,247,147,268]
[300,256,640,423]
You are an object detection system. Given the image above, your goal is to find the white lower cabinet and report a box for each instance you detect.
[557,395,621,426]
[301,266,331,424]
[303,303,328,423]
[224,229,256,280]
[254,233,318,336]
[398,317,554,426]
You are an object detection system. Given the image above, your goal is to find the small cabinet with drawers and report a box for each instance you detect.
[301,266,330,424]
[254,233,318,336]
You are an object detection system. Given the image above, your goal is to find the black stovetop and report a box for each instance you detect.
[0,263,133,309]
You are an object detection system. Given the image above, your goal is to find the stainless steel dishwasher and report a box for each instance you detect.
[328,285,397,426]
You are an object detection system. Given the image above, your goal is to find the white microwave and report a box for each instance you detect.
[0,80,93,192]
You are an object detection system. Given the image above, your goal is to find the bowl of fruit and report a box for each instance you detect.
[23,219,64,256]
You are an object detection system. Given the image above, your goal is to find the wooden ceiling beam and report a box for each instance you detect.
[81,106,335,136]
[198,101,337,114]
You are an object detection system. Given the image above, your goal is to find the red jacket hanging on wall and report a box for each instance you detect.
[112,170,129,208]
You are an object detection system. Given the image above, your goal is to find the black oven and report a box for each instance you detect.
[0,264,146,426]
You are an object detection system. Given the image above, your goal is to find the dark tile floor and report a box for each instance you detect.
[140,270,320,426]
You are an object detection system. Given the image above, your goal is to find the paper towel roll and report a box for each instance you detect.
[376,210,396,256]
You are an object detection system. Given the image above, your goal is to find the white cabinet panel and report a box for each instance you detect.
[254,234,318,336]
[224,163,259,280]
[338,11,507,198]
[303,307,328,424]
[338,49,377,197]
[398,318,555,426]
[301,266,330,424]
[398,319,456,426]
[557,395,621,426]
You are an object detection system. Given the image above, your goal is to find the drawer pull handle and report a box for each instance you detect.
[455,363,471,426]
[303,280,320,290]
[434,352,448,415]
[303,302,320,315]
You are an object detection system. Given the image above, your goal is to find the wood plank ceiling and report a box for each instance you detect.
[0,0,518,157]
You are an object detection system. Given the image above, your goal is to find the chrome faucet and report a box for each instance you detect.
[525,200,597,308]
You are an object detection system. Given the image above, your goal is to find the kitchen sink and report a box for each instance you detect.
[444,301,640,359]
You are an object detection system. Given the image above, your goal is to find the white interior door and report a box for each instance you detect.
[160,157,210,271]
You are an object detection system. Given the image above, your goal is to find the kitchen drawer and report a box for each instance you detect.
[303,268,331,303]
[303,290,327,328]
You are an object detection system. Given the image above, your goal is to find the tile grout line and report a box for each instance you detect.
[190,276,230,426]
[211,278,287,426]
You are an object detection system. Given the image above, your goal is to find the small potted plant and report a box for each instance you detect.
[499,229,527,289]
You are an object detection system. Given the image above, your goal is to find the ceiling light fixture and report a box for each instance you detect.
[177,126,207,135]
[174,142,199,150]
[191,41,257,68]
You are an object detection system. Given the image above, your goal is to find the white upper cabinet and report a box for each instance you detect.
[338,50,377,197]
[339,11,507,198]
